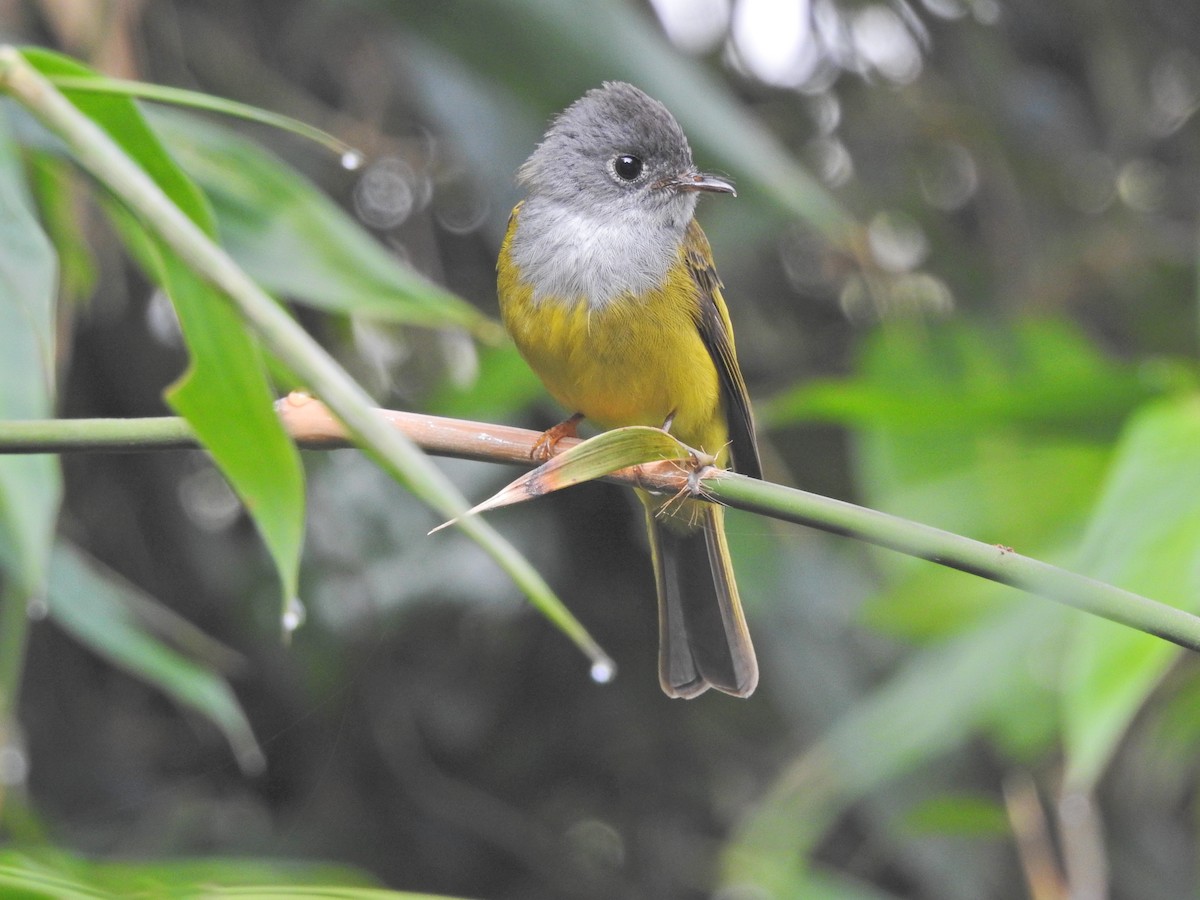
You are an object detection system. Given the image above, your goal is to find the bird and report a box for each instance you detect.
[496,82,761,698]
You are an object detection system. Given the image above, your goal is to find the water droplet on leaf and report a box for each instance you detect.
[590,659,616,684]
[282,596,306,638]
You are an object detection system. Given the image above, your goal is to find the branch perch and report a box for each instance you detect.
[3,395,1200,655]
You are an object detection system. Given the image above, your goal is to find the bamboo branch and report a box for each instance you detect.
[0,416,198,453]
[4,395,1200,654]
[701,474,1200,653]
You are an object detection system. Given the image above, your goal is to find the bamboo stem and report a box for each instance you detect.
[4,395,1200,655]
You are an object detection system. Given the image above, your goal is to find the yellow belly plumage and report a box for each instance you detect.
[498,226,727,462]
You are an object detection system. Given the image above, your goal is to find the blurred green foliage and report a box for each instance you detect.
[2,1,1200,898]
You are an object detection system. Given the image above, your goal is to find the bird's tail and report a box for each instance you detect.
[643,495,758,698]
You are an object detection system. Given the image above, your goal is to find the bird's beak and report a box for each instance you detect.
[672,171,737,197]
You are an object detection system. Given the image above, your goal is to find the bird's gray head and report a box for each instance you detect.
[518,82,734,226]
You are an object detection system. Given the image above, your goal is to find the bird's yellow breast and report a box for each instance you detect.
[498,214,727,459]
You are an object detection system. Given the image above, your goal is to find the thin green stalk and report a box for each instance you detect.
[0,47,613,676]
[0,417,196,452]
[45,75,361,164]
[703,471,1200,653]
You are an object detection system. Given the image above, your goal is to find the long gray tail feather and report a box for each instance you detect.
[648,504,758,699]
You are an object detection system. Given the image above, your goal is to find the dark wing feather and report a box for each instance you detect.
[684,221,762,480]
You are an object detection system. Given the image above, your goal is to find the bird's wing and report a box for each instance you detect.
[684,220,762,480]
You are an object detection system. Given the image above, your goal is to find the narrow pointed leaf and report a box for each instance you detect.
[437,426,693,529]
[525,425,695,493]
[159,246,305,608]
[44,74,358,159]
[21,48,305,612]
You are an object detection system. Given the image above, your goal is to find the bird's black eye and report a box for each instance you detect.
[612,154,644,182]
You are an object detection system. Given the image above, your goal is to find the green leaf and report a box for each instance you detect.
[22,48,306,613]
[160,248,306,610]
[456,425,692,519]
[25,152,96,305]
[1062,395,1200,790]
[762,318,1169,435]
[0,105,61,596]
[525,424,694,487]
[898,792,1010,838]
[46,543,264,774]
[148,108,500,341]
[0,847,476,898]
